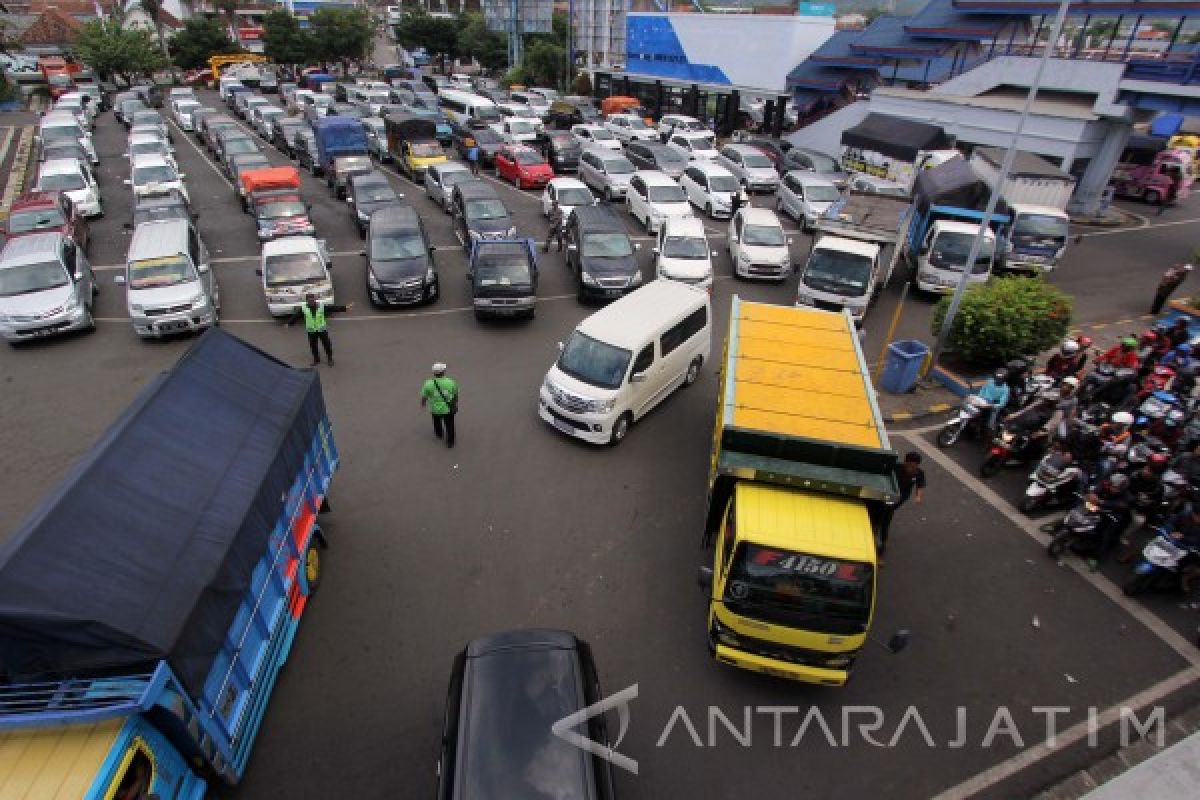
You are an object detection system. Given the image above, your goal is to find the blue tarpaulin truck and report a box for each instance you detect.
[0,329,339,799]
[312,115,370,195]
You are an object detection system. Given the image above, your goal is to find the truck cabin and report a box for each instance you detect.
[1006,205,1069,256]
[922,220,997,276]
[801,237,879,301]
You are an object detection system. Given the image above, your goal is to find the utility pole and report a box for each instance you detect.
[928,0,1071,370]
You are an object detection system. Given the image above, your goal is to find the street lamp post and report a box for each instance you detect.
[927,0,1072,370]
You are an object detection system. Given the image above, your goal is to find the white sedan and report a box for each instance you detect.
[541,177,597,217]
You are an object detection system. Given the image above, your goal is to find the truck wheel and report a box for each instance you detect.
[609,412,632,445]
[684,356,702,387]
[304,544,322,593]
[1145,190,1161,205]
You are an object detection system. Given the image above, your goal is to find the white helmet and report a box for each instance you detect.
[1062,376,1080,389]
[1061,339,1080,356]
[1111,411,1134,427]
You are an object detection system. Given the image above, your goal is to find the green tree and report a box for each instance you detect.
[309,7,373,68]
[75,19,166,82]
[262,9,315,67]
[931,276,1072,366]
[169,16,238,70]
[456,12,507,71]
[520,40,565,88]
[395,10,460,63]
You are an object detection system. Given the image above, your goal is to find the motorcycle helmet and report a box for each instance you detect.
[1148,451,1171,473]
[1111,411,1134,428]
[992,368,1009,383]
[1153,321,1171,338]
[1105,473,1131,493]
[1139,329,1158,346]
[1121,336,1138,349]
[1062,376,1080,390]
[1078,335,1094,349]
[1061,339,1080,356]
[1176,343,1193,358]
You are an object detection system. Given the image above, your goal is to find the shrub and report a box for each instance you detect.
[930,276,1072,366]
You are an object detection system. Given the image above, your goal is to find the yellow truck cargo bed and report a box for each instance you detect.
[0,719,123,799]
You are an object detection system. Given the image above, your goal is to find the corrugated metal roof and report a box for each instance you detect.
[0,720,124,799]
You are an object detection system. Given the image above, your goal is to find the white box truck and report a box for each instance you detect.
[969,147,1075,272]
[839,113,961,193]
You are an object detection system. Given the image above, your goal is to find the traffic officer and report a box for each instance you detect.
[420,363,459,447]
[285,293,353,366]
[543,201,567,253]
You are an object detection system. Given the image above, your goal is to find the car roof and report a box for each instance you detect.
[813,235,879,258]
[131,154,171,168]
[788,171,837,187]
[673,130,714,141]
[369,204,419,232]
[663,216,707,237]
[352,171,390,186]
[691,161,733,176]
[455,180,500,201]
[262,236,320,256]
[740,207,784,226]
[937,220,996,236]
[39,158,84,175]
[584,144,629,160]
[725,143,767,156]
[127,218,190,261]
[134,189,187,208]
[432,161,470,174]
[569,204,623,231]
[548,176,587,190]
[635,169,676,186]
[0,231,62,266]
[578,279,708,349]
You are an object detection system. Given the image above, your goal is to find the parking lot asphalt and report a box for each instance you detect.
[1,94,1197,799]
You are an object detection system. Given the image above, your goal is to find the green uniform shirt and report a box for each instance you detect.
[301,304,327,333]
[422,376,458,416]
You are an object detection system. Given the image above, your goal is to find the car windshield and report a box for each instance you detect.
[224,138,257,154]
[38,172,84,191]
[655,151,687,168]
[692,137,717,152]
[556,187,593,206]
[440,170,472,189]
[515,150,544,165]
[806,184,842,203]
[134,202,188,225]
[804,151,840,172]
[803,249,873,297]
[0,260,69,296]
[43,145,85,161]
[742,152,772,169]
[724,544,873,634]
[742,223,785,247]
[709,175,739,193]
[605,158,635,175]
[930,231,995,273]
[471,128,501,144]
[8,206,66,233]
[474,106,502,122]
[662,235,708,259]
[466,199,508,220]
[1013,213,1069,240]
[258,197,307,219]
[338,157,372,172]
[411,142,441,157]
[549,134,576,148]
[119,100,146,115]
[627,117,649,130]
[133,164,178,185]
[590,128,616,141]
[358,182,396,202]
[42,125,82,141]
[373,230,425,260]
[132,113,161,126]
[558,331,632,390]
[128,254,195,290]
[648,184,686,203]
[582,232,633,257]
[264,252,326,286]
[130,142,166,157]
[476,248,532,287]
[313,95,333,108]
[679,119,706,131]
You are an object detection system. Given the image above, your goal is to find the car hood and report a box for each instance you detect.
[649,200,691,217]
[469,217,514,236]
[0,283,74,317]
[519,164,554,177]
[739,243,789,261]
[658,255,712,280]
[358,198,397,216]
[546,364,618,400]
[744,166,778,182]
[127,281,202,308]
[580,253,637,276]
[372,256,429,283]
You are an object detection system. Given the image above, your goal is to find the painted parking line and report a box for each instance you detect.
[1077,216,1200,238]
[170,119,236,191]
[0,127,33,220]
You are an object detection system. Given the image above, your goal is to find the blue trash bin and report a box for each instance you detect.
[880,339,929,394]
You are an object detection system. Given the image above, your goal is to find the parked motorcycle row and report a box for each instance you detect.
[938,323,1200,598]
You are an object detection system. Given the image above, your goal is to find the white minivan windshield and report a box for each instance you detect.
[558,331,632,390]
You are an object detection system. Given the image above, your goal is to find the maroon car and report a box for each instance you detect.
[1,191,90,253]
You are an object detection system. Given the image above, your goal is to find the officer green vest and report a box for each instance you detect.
[301,304,327,333]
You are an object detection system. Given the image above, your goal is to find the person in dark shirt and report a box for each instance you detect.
[873,452,926,559]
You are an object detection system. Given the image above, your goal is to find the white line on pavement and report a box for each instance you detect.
[1077,216,1200,238]
[0,127,17,172]
[170,119,236,191]
[931,666,1199,800]
[0,127,33,219]
[898,431,1200,668]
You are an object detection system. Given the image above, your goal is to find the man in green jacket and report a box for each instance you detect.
[420,362,459,447]
[285,293,353,366]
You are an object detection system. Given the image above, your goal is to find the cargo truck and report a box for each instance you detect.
[698,299,904,686]
[795,192,913,323]
[312,115,370,195]
[0,329,339,798]
[968,147,1073,272]
[385,112,446,182]
[1111,135,1192,206]
[839,112,960,193]
[906,158,1010,294]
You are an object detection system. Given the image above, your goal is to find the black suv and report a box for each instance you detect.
[271,117,308,158]
[546,99,600,129]
[347,171,402,236]
[625,141,688,180]
[451,181,516,249]
[565,205,642,302]
[437,630,616,800]
[363,205,437,307]
[539,131,582,172]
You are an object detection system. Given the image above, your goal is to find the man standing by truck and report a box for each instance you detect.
[876,452,926,557]
[285,293,353,366]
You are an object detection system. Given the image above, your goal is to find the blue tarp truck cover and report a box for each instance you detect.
[0,328,329,697]
[313,115,368,163]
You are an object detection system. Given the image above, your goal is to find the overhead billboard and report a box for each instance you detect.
[483,0,554,35]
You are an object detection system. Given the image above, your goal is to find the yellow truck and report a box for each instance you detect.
[698,298,906,686]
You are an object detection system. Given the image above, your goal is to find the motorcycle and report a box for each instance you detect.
[1135,391,1181,428]
[1122,531,1199,596]
[1019,451,1086,514]
[981,424,1046,478]
[1046,498,1120,558]
[1080,363,1138,406]
[937,395,995,448]
[1135,366,1176,403]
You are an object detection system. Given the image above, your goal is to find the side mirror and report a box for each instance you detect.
[557,341,564,352]
[197,263,210,274]
[72,270,83,282]
[114,274,126,286]
[567,243,578,252]
[630,371,647,383]
[122,179,131,185]
[711,249,719,257]
[255,268,263,276]
[787,237,794,245]
[345,196,353,204]
[178,173,186,179]
[651,247,660,255]
[697,566,714,591]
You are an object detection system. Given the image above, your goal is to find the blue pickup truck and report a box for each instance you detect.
[0,329,339,799]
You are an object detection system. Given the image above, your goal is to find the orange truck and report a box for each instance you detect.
[240,166,315,240]
[600,95,652,124]
[39,56,82,99]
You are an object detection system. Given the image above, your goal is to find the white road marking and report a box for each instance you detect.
[0,126,17,171]
[898,431,1200,668]
[0,127,33,220]
[1076,216,1200,238]
[170,119,236,191]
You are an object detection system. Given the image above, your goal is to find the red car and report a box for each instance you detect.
[1,191,89,252]
[495,145,554,190]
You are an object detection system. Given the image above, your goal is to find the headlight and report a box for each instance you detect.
[588,396,616,413]
[189,293,206,308]
[581,271,597,286]
[469,229,482,240]
[131,303,144,313]
[506,225,518,238]
[738,252,751,264]
[796,294,815,306]
[425,267,436,283]
[367,271,380,289]
[629,271,644,286]
[0,312,12,323]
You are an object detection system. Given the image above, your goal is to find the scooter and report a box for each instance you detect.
[1122,531,1199,596]
[1080,363,1138,406]
[1019,451,1086,514]
[936,395,995,448]
[1046,498,1119,558]
[981,423,1046,478]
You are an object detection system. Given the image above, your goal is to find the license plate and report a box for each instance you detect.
[604,289,622,297]
[158,320,190,332]
[553,418,574,434]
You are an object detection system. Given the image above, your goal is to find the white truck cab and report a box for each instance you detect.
[257,236,335,316]
[913,219,997,293]
[1002,202,1070,272]
[795,236,880,321]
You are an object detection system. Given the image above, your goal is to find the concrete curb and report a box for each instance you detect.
[1070,208,1142,228]
[884,402,955,424]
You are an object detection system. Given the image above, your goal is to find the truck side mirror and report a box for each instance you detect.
[197,263,210,274]
[114,274,126,285]
[630,371,647,383]
[255,268,263,276]
[634,242,642,251]
[697,566,713,591]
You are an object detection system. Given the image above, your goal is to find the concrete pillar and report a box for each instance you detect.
[1071,121,1132,215]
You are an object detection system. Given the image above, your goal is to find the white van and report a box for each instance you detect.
[653,216,715,289]
[538,280,711,445]
[114,218,219,338]
[35,158,102,218]
[437,89,503,129]
[257,236,335,316]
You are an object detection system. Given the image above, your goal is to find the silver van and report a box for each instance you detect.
[0,232,97,343]
[115,219,219,338]
[578,146,636,202]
